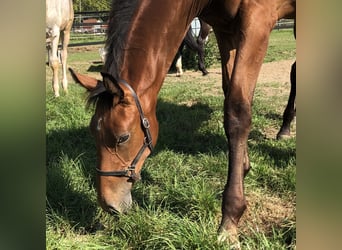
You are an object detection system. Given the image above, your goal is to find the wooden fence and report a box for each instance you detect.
[68,11,294,47]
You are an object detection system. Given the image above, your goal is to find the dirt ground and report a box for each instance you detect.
[68,45,295,85]
[258,59,294,84]
[189,59,294,84]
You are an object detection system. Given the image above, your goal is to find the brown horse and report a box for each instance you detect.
[46,0,74,97]
[69,0,295,246]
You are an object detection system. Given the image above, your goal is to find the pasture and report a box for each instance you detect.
[46,29,296,249]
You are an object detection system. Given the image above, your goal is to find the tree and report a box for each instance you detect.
[73,0,111,12]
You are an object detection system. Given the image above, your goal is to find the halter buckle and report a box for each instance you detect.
[142,118,150,129]
[127,166,141,181]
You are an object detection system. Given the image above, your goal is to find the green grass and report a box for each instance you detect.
[264,29,296,62]
[182,28,296,70]
[46,29,296,249]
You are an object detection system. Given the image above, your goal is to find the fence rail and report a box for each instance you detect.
[68,12,294,47]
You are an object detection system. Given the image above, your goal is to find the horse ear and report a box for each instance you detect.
[100,72,124,97]
[69,68,101,91]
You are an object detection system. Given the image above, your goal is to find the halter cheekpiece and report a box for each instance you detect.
[96,79,153,180]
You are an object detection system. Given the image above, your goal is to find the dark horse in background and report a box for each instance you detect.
[69,0,296,247]
[174,19,211,76]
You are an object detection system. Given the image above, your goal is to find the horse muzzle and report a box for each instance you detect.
[98,191,133,215]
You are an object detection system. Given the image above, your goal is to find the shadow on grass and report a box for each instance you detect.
[154,99,227,154]
[46,98,294,228]
[264,112,283,121]
[249,110,296,169]
[250,140,295,169]
[46,126,99,232]
[46,99,225,230]
[87,63,103,72]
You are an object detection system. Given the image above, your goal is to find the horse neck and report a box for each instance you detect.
[276,0,296,19]
[117,1,204,113]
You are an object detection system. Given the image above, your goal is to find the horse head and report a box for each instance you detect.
[69,68,155,214]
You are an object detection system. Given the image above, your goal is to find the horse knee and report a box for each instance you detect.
[50,58,59,71]
[49,58,60,97]
[224,100,252,138]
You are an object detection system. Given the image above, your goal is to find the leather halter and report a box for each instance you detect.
[96,80,154,180]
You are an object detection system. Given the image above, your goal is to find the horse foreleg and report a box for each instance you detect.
[219,68,251,248]
[277,61,296,139]
[198,19,211,75]
[214,30,246,247]
[61,28,71,94]
[215,15,273,248]
[175,56,183,77]
[49,31,60,97]
[174,44,184,78]
[196,36,209,76]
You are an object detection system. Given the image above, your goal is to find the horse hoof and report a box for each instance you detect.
[218,228,241,249]
[276,133,291,140]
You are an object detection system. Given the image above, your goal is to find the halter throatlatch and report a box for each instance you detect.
[96,79,153,180]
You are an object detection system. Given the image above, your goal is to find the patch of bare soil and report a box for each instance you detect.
[258,59,295,84]
[240,191,295,235]
[179,59,294,84]
[167,59,295,101]
[69,44,103,53]
[175,60,296,139]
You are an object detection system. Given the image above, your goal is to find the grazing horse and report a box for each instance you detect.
[174,19,211,76]
[69,0,296,246]
[46,0,74,97]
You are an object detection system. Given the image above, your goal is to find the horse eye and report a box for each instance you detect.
[117,134,130,145]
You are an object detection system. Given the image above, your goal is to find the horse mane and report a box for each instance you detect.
[104,0,139,80]
[87,0,139,107]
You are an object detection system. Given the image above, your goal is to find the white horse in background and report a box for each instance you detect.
[46,0,74,97]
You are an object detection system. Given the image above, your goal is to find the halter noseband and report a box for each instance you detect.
[96,79,153,180]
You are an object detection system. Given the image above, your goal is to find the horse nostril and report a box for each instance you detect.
[107,205,120,215]
[98,191,133,215]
